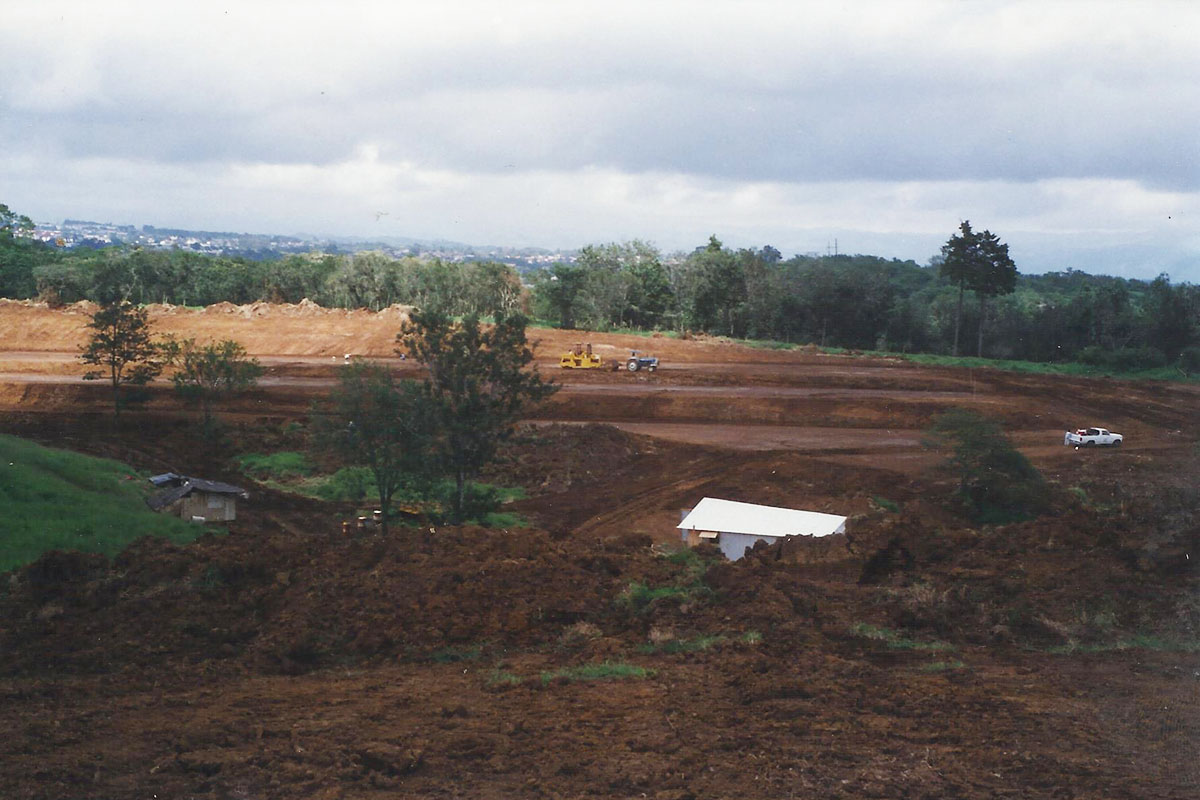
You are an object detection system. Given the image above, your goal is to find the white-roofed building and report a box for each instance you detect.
[677,497,847,562]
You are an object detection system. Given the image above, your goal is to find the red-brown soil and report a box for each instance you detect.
[2,301,1199,799]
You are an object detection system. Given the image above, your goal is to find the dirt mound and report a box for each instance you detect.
[0,522,666,677]
[4,470,1199,799]
[0,300,418,355]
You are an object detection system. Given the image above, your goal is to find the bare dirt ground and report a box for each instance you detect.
[2,300,1199,799]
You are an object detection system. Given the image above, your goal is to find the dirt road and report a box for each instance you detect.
[2,301,1196,467]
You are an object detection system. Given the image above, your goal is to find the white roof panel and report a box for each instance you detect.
[677,497,846,539]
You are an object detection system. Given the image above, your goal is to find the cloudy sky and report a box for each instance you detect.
[3,1,1198,279]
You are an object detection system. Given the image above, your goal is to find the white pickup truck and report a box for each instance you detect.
[1064,427,1123,448]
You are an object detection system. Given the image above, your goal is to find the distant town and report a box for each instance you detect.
[22,218,575,272]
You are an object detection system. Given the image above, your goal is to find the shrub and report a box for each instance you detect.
[618,582,694,613]
[433,481,503,521]
[1076,346,1169,372]
[311,466,375,502]
[871,495,901,513]
[925,408,1050,522]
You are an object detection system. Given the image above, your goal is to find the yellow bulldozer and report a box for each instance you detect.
[559,342,605,369]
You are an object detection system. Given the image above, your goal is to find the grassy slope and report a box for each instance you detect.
[0,434,201,572]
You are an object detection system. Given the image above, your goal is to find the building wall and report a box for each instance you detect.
[178,493,237,522]
[718,532,773,562]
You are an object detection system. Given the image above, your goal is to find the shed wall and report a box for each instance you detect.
[719,532,772,562]
[179,493,237,522]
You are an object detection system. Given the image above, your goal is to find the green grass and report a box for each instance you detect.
[851,623,957,652]
[618,547,719,614]
[235,451,314,479]
[878,351,1197,383]
[806,345,1198,383]
[485,669,524,688]
[618,581,710,613]
[0,434,203,572]
[919,660,966,673]
[533,321,1196,383]
[539,661,654,685]
[742,339,800,351]
[240,455,527,526]
[1047,635,1200,655]
[663,546,708,568]
[637,634,727,655]
[479,511,528,528]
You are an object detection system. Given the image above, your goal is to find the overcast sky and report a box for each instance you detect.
[3,1,1198,279]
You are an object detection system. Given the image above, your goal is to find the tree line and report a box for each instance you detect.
[529,232,1199,371]
[1,228,523,318]
[4,202,1198,370]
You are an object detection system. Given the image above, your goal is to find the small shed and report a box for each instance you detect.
[147,475,248,522]
[677,497,847,562]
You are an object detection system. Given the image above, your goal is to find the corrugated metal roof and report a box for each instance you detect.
[149,472,185,487]
[677,497,846,539]
[184,477,247,495]
[146,483,193,511]
[145,478,247,512]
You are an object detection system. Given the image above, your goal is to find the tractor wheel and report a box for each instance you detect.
[626,359,640,372]
[648,364,657,372]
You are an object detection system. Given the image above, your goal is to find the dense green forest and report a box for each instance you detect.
[528,236,1200,372]
[3,204,1197,371]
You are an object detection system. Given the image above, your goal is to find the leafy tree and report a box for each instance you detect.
[170,339,264,435]
[968,228,1018,357]
[0,204,33,238]
[939,222,1017,357]
[533,263,590,328]
[314,361,433,534]
[79,302,167,418]
[757,245,782,265]
[621,245,673,329]
[260,254,340,304]
[925,408,1049,522]
[0,203,49,299]
[574,243,632,328]
[32,258,91,305]
[398,310,558,521]
[939,221,977,356]
[324,252,400,311]
[1143,274,1195,360]
[683,235,746,335]
[462,260,525,316]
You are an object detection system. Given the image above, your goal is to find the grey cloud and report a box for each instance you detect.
[5,4,1197,191]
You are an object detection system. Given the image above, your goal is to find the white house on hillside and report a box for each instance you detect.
[677,497,847,561]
